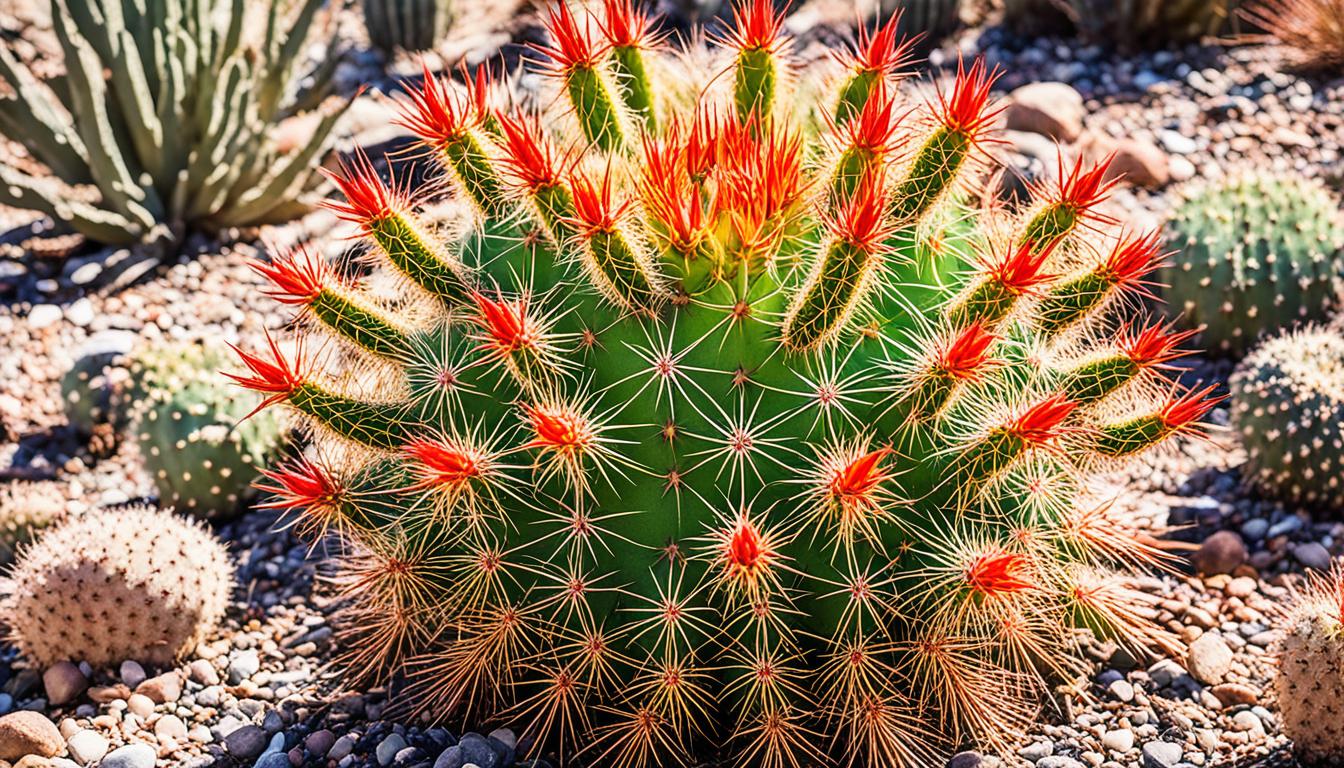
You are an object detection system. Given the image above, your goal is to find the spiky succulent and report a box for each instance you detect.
[131,343,287,519]
[1230,326,1344,510]
[363,0,456,54]
[0,482,65,566]
[234,3,1217,765]
[3,505,233,668]
[0,0,346,248]
[1276,560,1344,765]
[1160,173,1344,356]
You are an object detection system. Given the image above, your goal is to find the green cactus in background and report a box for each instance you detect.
[883,0,963,44]
[1230,326,1344,510]
[1160,173,1344,356]
[0,482,65,566]
[233,3,1217,765]
[364,0,456,54]
[131,343,287,519]
[61,346,132,438]
[0,0,348,249]
[1003,0,1241,44]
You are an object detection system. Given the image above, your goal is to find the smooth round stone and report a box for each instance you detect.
[100,743,157,768]
[66,729,109,765]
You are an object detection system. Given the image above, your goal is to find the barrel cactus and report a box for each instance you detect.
[1004,0,1240,44]
[2,505,233,668]
[235,3,1217,765]
[883,0,962,44]
[1276,560,1344,764]
[1230,326,1344,510]
[0,0,347,249]
[363,0,455,53]
[132,343,287,519]
[60,345,132,447]
[1160,173,1344,356]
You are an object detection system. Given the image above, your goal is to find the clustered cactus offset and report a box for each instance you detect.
[1231,326,1344,510]
[0,0,346,248]
[1276,561,1344,765]
[0,482,65,566]
[3,505,233,668]
[132,343,288,519]
[364,0,456,54]
[1160,172,1344,356]
[234,2,1218,765]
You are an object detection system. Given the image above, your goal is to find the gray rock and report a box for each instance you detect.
[458,734,499,768]
[1019,741,1053,761]
[228,650,261,684]
[1158,130,1197,155]
[434,745,464,768]
[255,753,291,768]
[1240,518,1269,541]
[43,661,88,706]
[225,724,269,760]
[377,734,408,766]
[119,660,147,690]
[305,729,336,756]
[1101,728,1135,753]
[100,743,157,768]
[947,752,984,768]
[1294,542,1332,570]
[329,735,357,761]
[1038,758,1084,768]
[1141,741,1182,768]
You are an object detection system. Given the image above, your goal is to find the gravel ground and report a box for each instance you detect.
[0,5,1342,768]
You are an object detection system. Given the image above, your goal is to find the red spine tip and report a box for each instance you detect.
[848,11,916,77]
[844,82,904,156]
[524,404,592,450]
[252,247,327,306]
[255,458,341,512]
[395,62,490,146]
[937,321,997,380]
[982,239,1058,295]
[568,166,629,235]
[599,0,656,48]
[404,438,482,488]
[935,56,1003,141]
[1007,393,1077,445]
[537,1,604,71]
[723,0,786,52]
[471,291,534,354]
[322,153,397,227]
[225,333,305,416]
[1117,320,1198,369]
[830,446,893,500]
[495,110,564,192]
[1052,152,1119,221]
[1159,383,1224,431]
[830,174,891,252]
[964,550,1034,596]
[728,519,764,569]
[1101,229,1167,290]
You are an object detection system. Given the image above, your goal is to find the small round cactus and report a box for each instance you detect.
[60,337,135,440]
[1276,561,1344,764]
[2,505,233,668]
[1230,326,1344,509]
[131,343,287,519]
[0,482,65,566]
[1160,172,1344,356]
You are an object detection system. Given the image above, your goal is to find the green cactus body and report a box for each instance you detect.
[1161,173,1344,356]
[1277,564,1344,765]
[0,0,347,248]
[234,3,1215,766]
[364,0,455,53]
[61,347,132,437]
[1230,326,1344,509]
[132,344,286,519]
[1004,0,1240,44]
[884,0,963,45]
[3,505,233,668]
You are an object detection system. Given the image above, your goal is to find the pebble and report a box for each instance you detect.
[65,729,108,765]
[42,662,88,707]
[1191,531,1246,575]
[100,743,156,768]
[155,714,188,742]
[329,734,356,761]
[377,733,408,766]
[0,711,63,760]
[1187,632,1233,685]
[125,694,155,718]
[1101,729,1134,753]
[27,304,61,330]
[229,650,261,684]
[1038,758,1084,768]
[135,672,182,704]
[118,661,146,690]
[225,724,269,760]
[305,729,336,755]
[187,659,219,687]
[1141,741,1183,767]
[255,753,291,768]
[947,753,985,768]
[1294,542,1332,570]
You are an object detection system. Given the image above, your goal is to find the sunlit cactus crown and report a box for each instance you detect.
[235,2,1220,765]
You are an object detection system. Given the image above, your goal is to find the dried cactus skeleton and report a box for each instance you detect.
[234,2,1218,765]
[0,0,346,248]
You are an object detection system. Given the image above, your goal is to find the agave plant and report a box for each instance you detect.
[1244,0,1344,71]
[0,0,346,248]
[234,2,1216,765]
